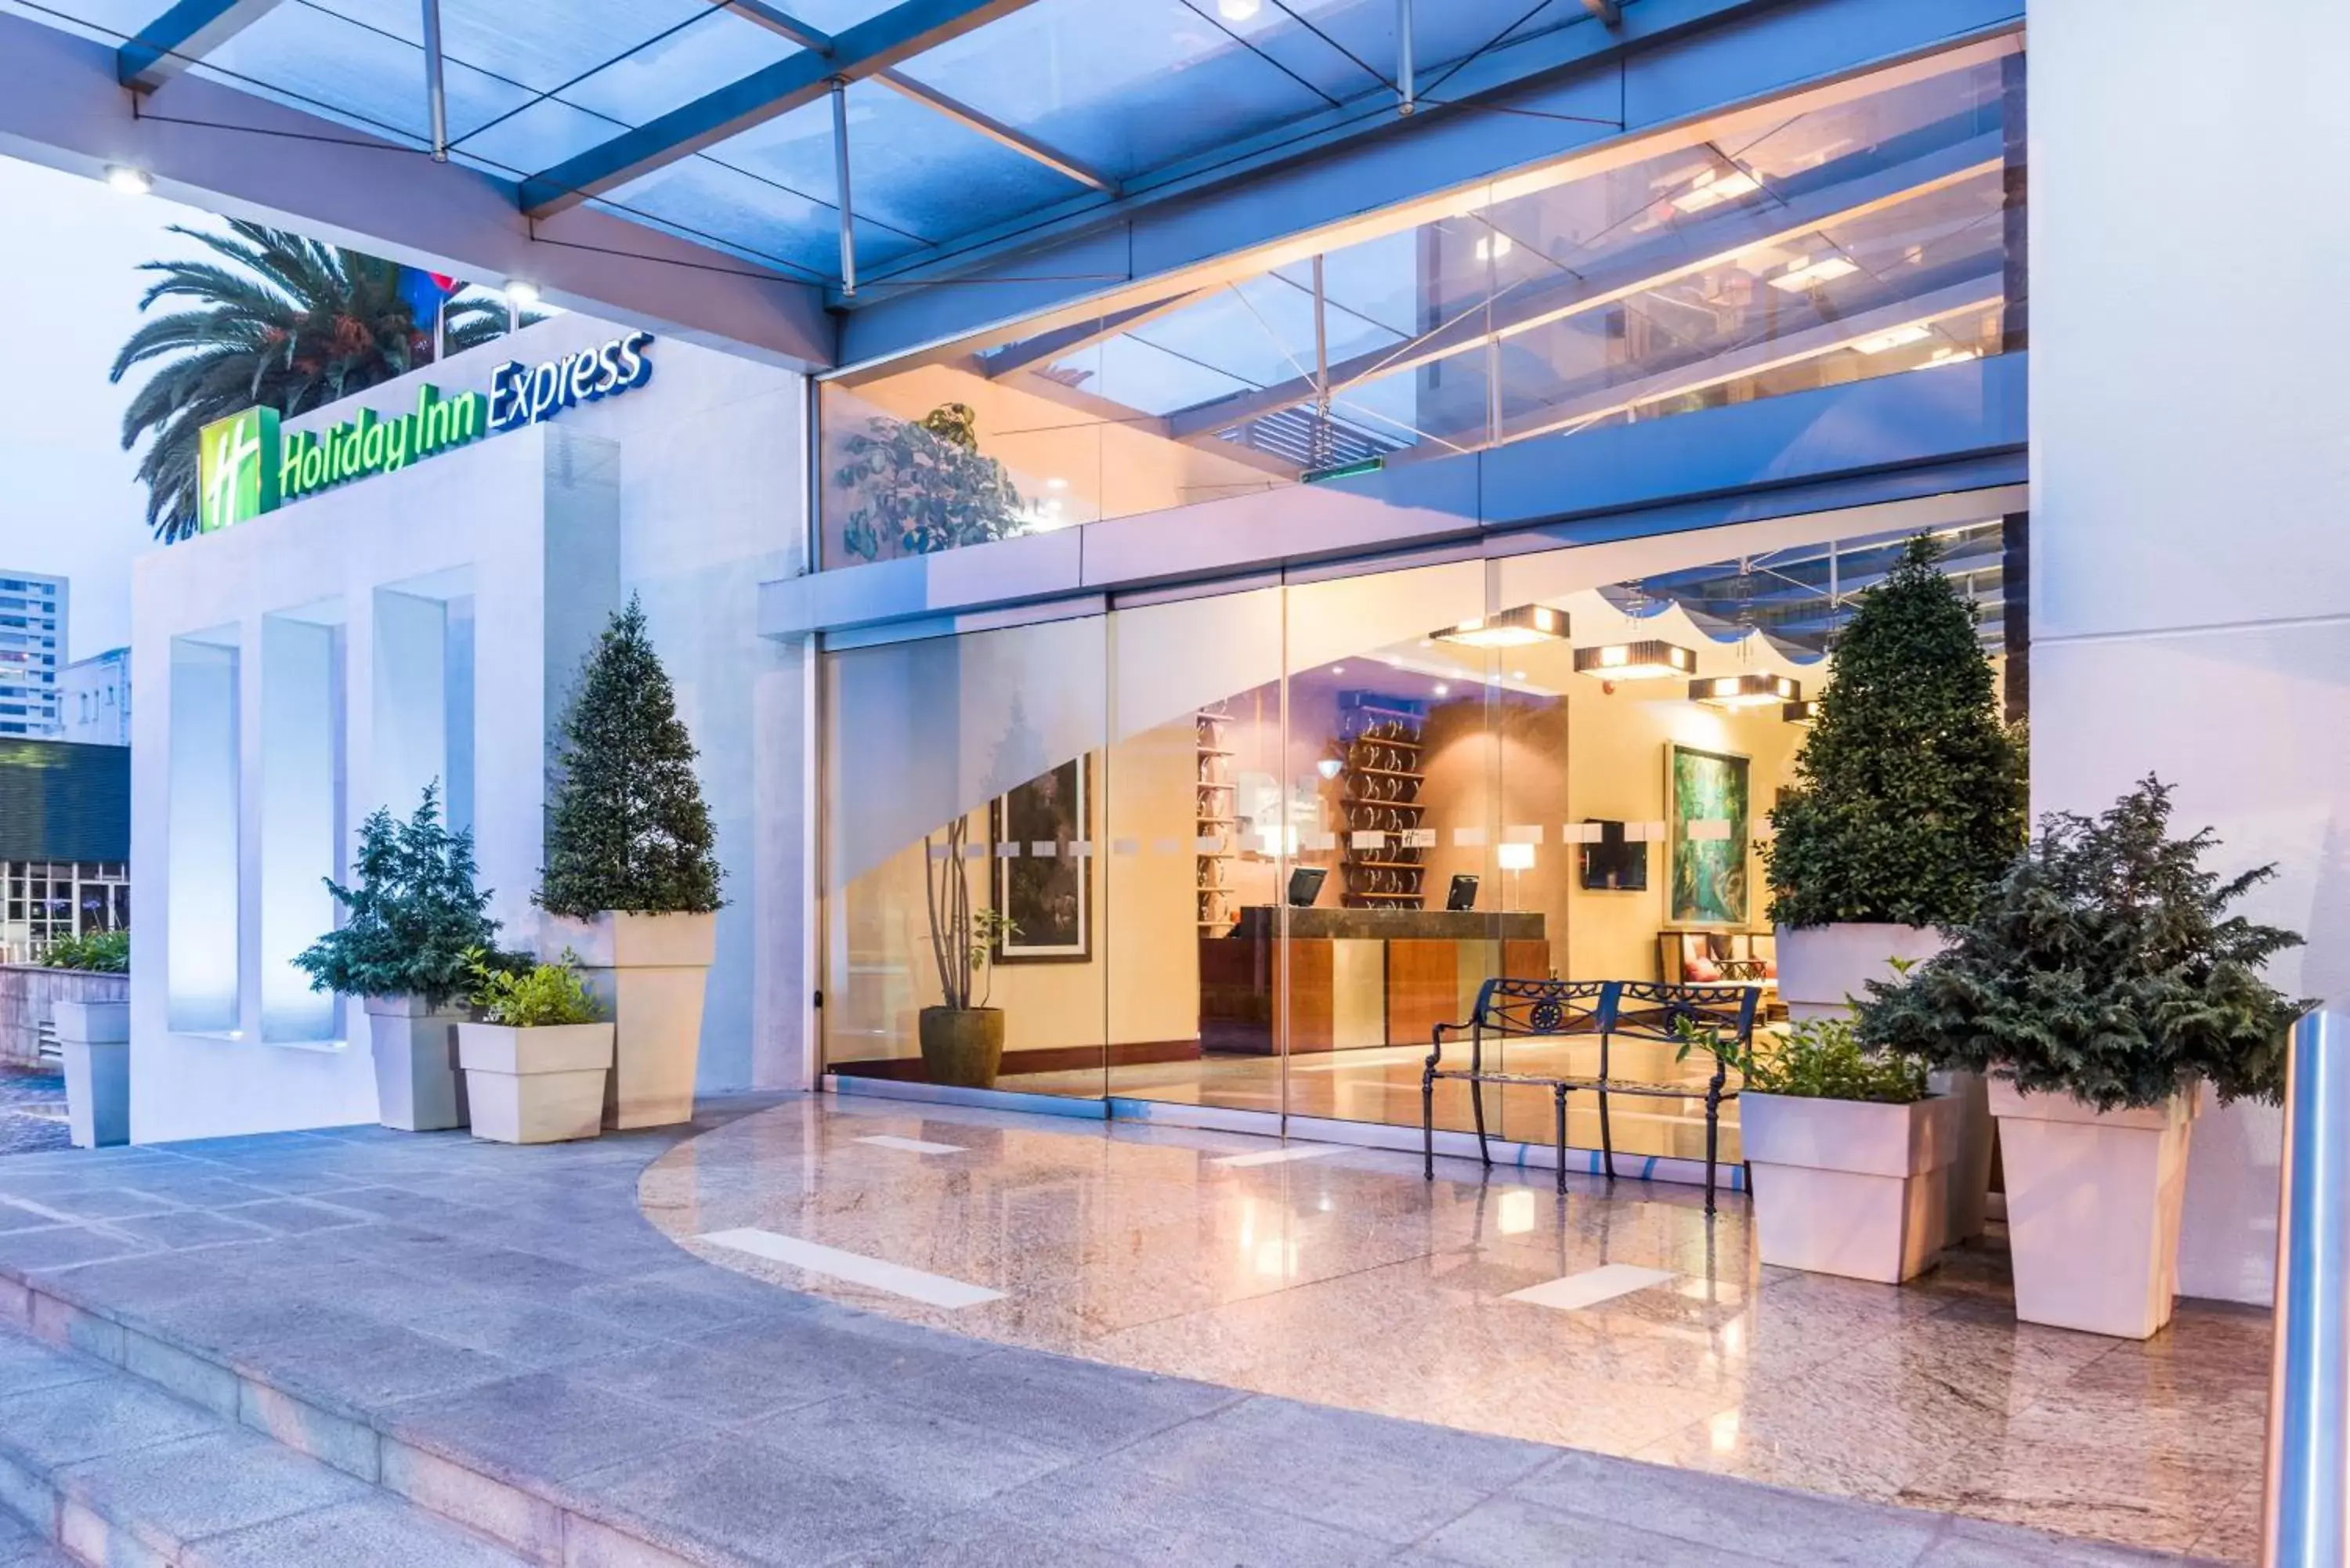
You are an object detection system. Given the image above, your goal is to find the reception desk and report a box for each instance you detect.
[1200,907,1549,1055]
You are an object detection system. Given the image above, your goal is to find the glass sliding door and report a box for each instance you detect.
[820,614,1108,1100]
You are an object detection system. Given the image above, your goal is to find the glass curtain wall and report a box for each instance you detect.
[819,516,2016,1167]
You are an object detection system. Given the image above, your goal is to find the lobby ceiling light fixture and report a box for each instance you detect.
[1690,672,1802,710]
[1669,168,1759,214]
[104,165,153,196]
[1573,639,1695,681]
[1768,254,1859,292]
[1474,233,1514,262]
[1783,699,1818,723]
[1432,605,1565,649]
[1854,323,1932,355]
[1925,346,1980,367]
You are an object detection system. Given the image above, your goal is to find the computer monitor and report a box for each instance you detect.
[1445,873,1480,911]
[1286,866,1329,907]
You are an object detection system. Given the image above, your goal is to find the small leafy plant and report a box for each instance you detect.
[1856,776,2312,1111]
[1677,1013,1929,1104]
[295,782,505,1007]
[920,816,1020,1010]
[43,929,129,974]
[834,403,1025,563]
[465,948,603,1028]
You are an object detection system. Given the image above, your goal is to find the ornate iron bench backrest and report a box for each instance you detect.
[1467,977,1611,1039]
[1603,981,1760,1085]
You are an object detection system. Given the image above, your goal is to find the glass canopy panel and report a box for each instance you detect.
[304,0,777,102]
[690,78,1094,247]
[0,0,160,47]
[1045,333,1258,417]
[891,0,1335,182]
[598,154,927,279]
[196,3,535,149]
[450,95,629,179]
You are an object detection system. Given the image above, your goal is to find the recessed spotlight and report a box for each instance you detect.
[1433,683,1450,696]
[1331,666,1344,674]
[1047,476,1068,490]
[1474,233,1514,263]
[504,278,541,308]
[1217,0,1260,17]
[1511,670,1527,681]
[104,165,153,197]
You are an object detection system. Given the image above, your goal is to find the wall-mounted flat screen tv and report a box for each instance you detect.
[1579,819,1648,892]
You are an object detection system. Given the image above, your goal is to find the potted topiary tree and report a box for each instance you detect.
[1766,533,2026,1240]
[918,815,1016,1088]
[295,782,507,1131]
[1689,1014,1958,1284]
[457,949,613,1145]
[537,597,723,1129]
[1857,777,2309,1337]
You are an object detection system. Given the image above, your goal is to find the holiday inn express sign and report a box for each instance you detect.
[196,331,654,533]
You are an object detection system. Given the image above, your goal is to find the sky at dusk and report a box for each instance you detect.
[0,156,220,662]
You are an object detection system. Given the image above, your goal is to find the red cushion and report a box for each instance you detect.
[1683,956,1723,983]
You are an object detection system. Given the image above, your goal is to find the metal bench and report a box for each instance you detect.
[1421,977,1759,1213]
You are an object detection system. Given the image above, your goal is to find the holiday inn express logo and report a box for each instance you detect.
[193,331,654,533]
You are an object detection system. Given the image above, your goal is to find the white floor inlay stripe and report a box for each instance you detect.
[1212,1145,1340,1168]
[855,1134,966,1155]
[1504,1263,1678,1312]
[698,1229,1006,1310]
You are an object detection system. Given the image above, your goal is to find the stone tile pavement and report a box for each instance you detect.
[0,1095,2217,1566]
[0,1068,67,1158]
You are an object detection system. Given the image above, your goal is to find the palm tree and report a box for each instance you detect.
[110,221,524,542]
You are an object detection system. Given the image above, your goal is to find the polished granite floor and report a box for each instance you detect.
[645,1094,2269,1565]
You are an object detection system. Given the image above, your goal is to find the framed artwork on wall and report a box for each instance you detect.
[1666,742,1750,927]
[990,755,1091,963]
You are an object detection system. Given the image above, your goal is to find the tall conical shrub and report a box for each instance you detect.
[539,596,722,919]
[1766,534,2025,928]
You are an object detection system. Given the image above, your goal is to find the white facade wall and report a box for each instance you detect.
[2031,3,2350,1303]
[56,646,128,746]
[130,317,806,1143]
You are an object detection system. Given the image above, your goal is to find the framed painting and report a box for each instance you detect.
[1665,742,1750,927]
[990,755,1091,963]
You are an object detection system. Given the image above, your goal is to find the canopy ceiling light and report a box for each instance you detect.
[1668,168,1759,214]
[1690,672,1801,710]
[1432,605,1565,649]
[1783,699,1818,724]
[1574,639,1695,681]
[1854,323,1932,355]
[1767,254,1858,292]
[103,164,153,196]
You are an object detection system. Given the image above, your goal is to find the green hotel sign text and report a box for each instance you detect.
[195,331,654,533]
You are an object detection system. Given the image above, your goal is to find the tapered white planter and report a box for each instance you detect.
[1741,1091,1959,1284]
[541,912,715,1129]
[1990,1078,2200,1339]
[53,999,131,1149]
[458,1023,614,1144]
[366,995,469,1132]
[1930,1068,1994,1243]
[1773,923,1947,1020]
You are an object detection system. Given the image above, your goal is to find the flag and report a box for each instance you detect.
[396,266,462,325]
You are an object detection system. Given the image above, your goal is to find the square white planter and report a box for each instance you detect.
[1773,923,1948,1021]
[53,1000,131,1149]
[458,1022,615,1144]
[540,911,715,1130]
[1741,1091,1961,1284]
[1990,1078,2199,1339]
[366,995,470,1132]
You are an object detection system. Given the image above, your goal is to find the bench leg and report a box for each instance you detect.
[1703,1089,1721,1217]
[1597,1089,1616,1184]
[1553,1085,1568,1197]
[1470,1077,1492,1169]
[1422,1071,1435,1182]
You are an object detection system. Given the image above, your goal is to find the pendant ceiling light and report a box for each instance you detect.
[1690,672,1802,710]
[1573,639,1695,681]
[1432,604,1566,649]
[1782,699,1817,724]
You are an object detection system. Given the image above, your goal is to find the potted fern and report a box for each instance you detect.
[1766,533,2024,1241]
[537,598,723,1130]
[457,950,613,1144]
[1857,778,2308,1337]
[918,816,1017,1087]
[295,782,508,1131]
[1691,1015,1956,1284]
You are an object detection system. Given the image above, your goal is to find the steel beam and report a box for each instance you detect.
[5,9,833,367]
[520,0,1046,219]
[1582,0,1624,25]
[118,0,284,92]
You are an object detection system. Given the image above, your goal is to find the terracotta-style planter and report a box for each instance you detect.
[542,911,716,1129]
[1741,1091,1960,1284]
[1990,1078,2200,1339]
[918,1006,1004,1089]
[54,999,131,1148]
[366,995,469,1132]
[458,1022,614,1144]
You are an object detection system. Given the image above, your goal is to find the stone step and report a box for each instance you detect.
[0,1318,529,1567]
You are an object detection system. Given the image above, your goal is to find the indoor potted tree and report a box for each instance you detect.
[537,597,723,1130]
[1690,1014,1957,1284]
[45,928,132,1148]
[1766,533,2025,1240]
[1857,777,2308,1337]
[457,949,613,1144]
[918,815,1017,1088]
[833,401,1026,562]
[295,782,508,1132]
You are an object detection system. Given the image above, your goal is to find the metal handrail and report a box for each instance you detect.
[2265,1009,2349,1567]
